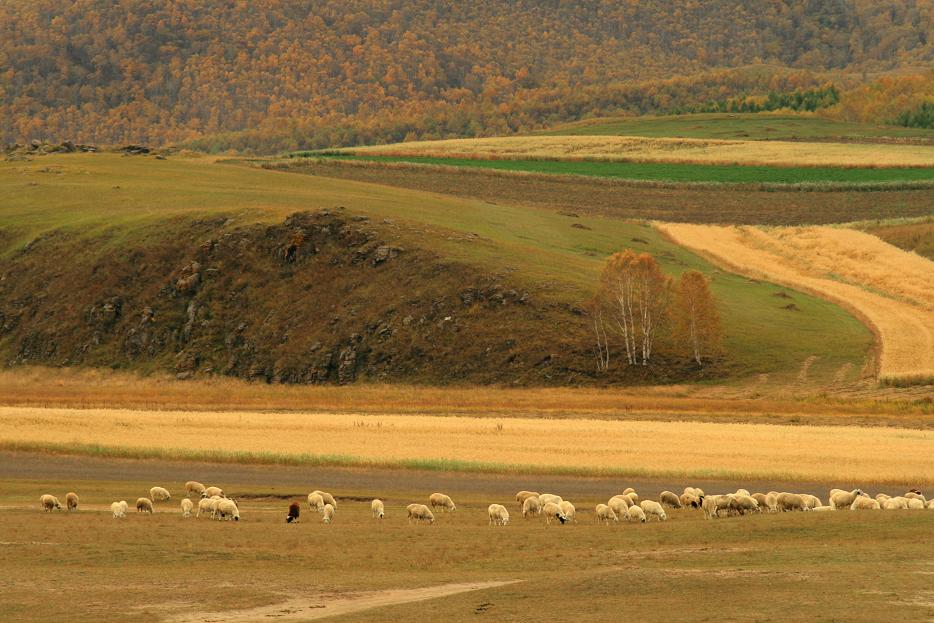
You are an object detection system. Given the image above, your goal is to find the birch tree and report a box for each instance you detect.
[674,270,722,365]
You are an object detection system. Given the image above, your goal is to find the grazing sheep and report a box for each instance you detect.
[541,502,567,525]
[217,498,240,521]
[202,486,224,499]
[812,505,835,512]
[65,492,79,511]
[209,497,225,519]
[875,493,891,506]
[312,491,337,508]
[752,493,771,511]
[406,503,434,524]
[429,493,456,513]
[730,494,761,515]
[181,498,194,518]
[907,498,925,510]
[640,500,667,522]
[488,504,509,526]
[608,494,632,509]
[776,493,808,513]
[515,491,540,508]
[926,500,934,510]
[558,500,576,523]
[680,493,701,509]
[765,492,779,512]
[850,497,880,511]
[626,505,646,523]
[735,488,751,497]
[136,498,154,514]
[830,489,867,510]
[700,494,728,519]
[185,481,206,497]
[659,491,683,509]
[371,499,385,519]
[118,500,128,515]
[828,488,844,500]
[883,497,908,510]
[522,496,541,518]
[904,491,927,504]
[595,504,618,524]
[322,503,335,523]
[608,497,630,518]
[149,487,171,502]
[40,494,62,512]
[197,496,218,518]
[111,501,126,519]
[622,492,639,505]
[287,502,301,523]
[307,492,326,513]
[799,494,822,510]
[622,487,636,496]
[538,494,563,507]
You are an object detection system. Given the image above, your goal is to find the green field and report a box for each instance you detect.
[540,112,934,141]
[307,154,934,185]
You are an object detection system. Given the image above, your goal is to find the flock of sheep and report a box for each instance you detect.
[38,482,934,525]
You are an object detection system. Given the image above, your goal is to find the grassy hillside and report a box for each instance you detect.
[0,153,871,384]
[541,113,934,141]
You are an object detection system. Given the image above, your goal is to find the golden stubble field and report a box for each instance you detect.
[348,135,934,168]
[659,223,934,382]
[2,406,932,484]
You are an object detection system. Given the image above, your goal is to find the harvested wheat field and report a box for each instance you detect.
[2,406,933,483]
[659,223,934,383]
[346,135,934,168]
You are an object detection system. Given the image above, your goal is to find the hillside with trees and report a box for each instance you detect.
[3,0,934,152]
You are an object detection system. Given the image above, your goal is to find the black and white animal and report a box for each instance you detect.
[287,501,301,523]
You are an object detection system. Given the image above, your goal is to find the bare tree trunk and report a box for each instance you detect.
[590,305,610,372]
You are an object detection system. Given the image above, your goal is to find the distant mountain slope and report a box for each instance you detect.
[2,1,933,150]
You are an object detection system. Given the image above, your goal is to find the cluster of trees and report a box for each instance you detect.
[3,1,934,151]
[894,102,934,129]
[673,85,840,115]
[589,251,721,372]
[832,72,934,126]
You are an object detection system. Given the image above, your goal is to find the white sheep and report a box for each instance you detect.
[904,491,927,504]
[406,503,434,524]
[149,486,171,502]
[684,486,705,499]
[541,502,567,525]
[322,503,335,523]
[830,489,867,510]
[110,501,126,519]
[850,496,880,511]
[659,491,682,509]
[429,493,456,513]
[515,491,540,508]
[202,486,224,499]
[926,500,934,510]
[701,494,732,519]
[371,499,385,519]
[197,496,218,518]
[217,498,240,521]
[680,493,701,509]
[538,493,563,507]
[626,504,646,523]
[640,500,667,521]
[735,488,751,497]
[765,492,779,512]
[729,494,761,515]
[811,505,835,512]
[907,498,925,510]
[752,493,771,511]
[776,493,808,512]
[488,504,509,526]
[622,492,639,505]
[40,494,62,512]
[608,496,630,518]
[522,496,541,518]
[118,500,128,515]
[622,487,636,496]
[185,481,206,497]
[595,504,618,524]
[307,492,326,513]
[65,492,79,511]
[558,500,576,523]
[882,497,908,510]
[181,498,194,517]
[875,493,891,507]
[136,498,154,514]
[209,497,225,519]
[799,494,822,510]
[312,490,337,508]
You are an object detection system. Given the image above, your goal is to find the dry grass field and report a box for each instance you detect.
[345,135,934,168]
[659,223,934,383]
[3,406,933,484]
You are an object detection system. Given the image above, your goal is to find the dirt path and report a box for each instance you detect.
[169,581,522,622]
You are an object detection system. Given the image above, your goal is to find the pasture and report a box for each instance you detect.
[1,452,932,622]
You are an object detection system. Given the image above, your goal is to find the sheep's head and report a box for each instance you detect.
[854,489,867,497]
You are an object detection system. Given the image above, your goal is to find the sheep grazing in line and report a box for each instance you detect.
[406,503,434,524]
[111,501,126,519]
[640,500,667,522]
[522,496,541,518]
[541,502,567,525]
[702,494,734,519]
[136,498,154,514]
[680,493,701,509]
[558,500,576,523]
[287,502,301,523]
[776,493,808,513]
[799,494,822,510]
[149,487,171,502]
[850,496,880,511]
[371,499,385,519]
[185,481,206,497]
[659,491,682,509]
[65,492,79,511]
[429,493,456,513]
[488,504,509,526]
[515,491,540,509]
[595,504,618,524]
[180,498,194,518]
[537,493,563,507]
[729,495,760,515]
[312,490,337,508]
[40,494,62,512]
[322,503,335,524]
[307,492,326,513]
[197,497,218,518]
[626,504,646,523]
[830,489,867,510]
[217,498,240,521]
[202,486,224,499]
[883,497,908,510]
